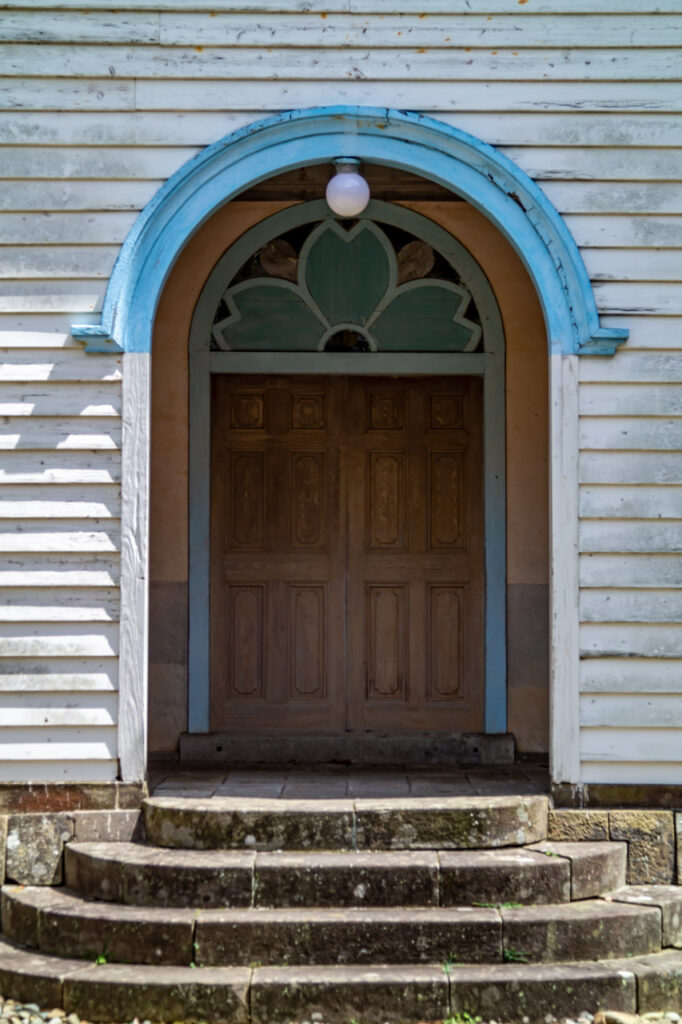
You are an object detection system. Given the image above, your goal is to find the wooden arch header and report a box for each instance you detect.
[71,106,627,357]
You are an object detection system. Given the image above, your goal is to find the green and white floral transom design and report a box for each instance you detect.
[211,218,483,353]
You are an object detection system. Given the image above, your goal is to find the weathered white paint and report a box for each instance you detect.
[580,694,682,728]
[0,693,118,727]
[581,658,682,693]
[0,4,680,786]
[550,353,581,785]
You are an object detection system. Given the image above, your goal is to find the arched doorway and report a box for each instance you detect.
[187,200,504,747]
[71,107,627,783]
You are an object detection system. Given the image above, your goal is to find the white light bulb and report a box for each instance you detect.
[325,160,371,217]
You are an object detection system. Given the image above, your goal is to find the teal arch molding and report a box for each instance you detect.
[71,106,627,357]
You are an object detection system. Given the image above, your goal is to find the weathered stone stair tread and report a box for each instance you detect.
[603,884,682,947]
[527,840,627,900]
[1,885,665,966]
[1,935,682,1024]
[143,793,548,850]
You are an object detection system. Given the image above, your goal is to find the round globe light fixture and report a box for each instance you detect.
[325,158,371,217]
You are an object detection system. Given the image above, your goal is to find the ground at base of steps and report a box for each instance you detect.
[2,995,681,1024]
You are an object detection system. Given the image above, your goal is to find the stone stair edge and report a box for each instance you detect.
[1,935,682,1023]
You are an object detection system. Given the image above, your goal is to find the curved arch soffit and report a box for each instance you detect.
[71,107,627,357]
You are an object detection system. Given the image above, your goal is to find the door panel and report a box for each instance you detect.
[346,377,483,732]
[210,376,346,731]
[211,375,483,734]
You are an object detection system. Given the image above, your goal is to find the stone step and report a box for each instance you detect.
[1,935,681,1024]
[64,839,627,908]
[143,793,549,850]
[1,884,665,966]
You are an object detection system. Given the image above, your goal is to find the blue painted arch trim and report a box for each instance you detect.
[71,107,626,357]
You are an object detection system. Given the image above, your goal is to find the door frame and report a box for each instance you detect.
[188,199,506,735]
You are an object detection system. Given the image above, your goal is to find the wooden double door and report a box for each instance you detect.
[210,375,484,734]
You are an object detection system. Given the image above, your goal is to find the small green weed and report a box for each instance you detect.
[441,953,462,975]
[473,901,522,909]
[444,1012,482,1024]
[94,953,108,965]
[503,947,530,963]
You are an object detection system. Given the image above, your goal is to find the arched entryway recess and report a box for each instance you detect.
[70,107,627,786]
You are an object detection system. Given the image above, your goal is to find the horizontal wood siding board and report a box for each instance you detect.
[3,12,680,47]
[581,657,682,693]
[581,623,682,658]
[580,384,682,415]
[3,113,681,147]
[580,453,682,484]
[592,282,682,315]
[0,555,120,587]
[566,216,682,248]
[0,622,119,657]
[0,691,118,727]
[580,727,682,763]
[580,761,682,784]
[0,213,137,245]
[580,485,682,519]
[0,452,121,485]
[132,80,682,114]
[0,385,122,417]
[580,693,682,728]
[580,352,682,384]
[0,587,119,622]
[0,487,121,518]
[1,0,679,11]
[1,45,680,81]
[0,659,118,692]
[0,247,121,280]
[0,418,121,450]
[0,726,117,759]
[580,554,682,588]
[582,251,682,282]
[580,520,682,554]
[581,588,682,623]
[580,416,682,451]
[0,147,199,180]
[0,351,121,383]
[0,181,160,212]
[0,759,117,782]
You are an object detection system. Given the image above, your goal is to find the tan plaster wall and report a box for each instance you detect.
[149,199,549,755]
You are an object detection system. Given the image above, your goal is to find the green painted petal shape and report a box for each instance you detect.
[217,281,323,351]
[304,222,391,327]
[372,282,481,352]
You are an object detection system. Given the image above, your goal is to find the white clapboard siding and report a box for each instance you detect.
[0,726,117,759]
[0,692,118,727]
[0,521,120,553]
[580,384,682,416]
[0,452,121,485]
[1,147,199,180]
[580,555,682,589]
[2,45,679,82]
[4,112,681,148]
[0,11,159,43]
[600,319,682,351]
[566,216,682,249]
[541,183,682,216]
[2,0,678,11]
[580,351,682,384]
[580,452,682,485]
[0,321,97,349]
[580,485,682,519]
[0,758,117,782]
[581,520,682,554]
[0,554,120,587]
[135,80,682,114]
[0,280,107,314]
[0,417,121,450]
[0,658,118,691]
[580,728,682,763]
[581,762,682,785]
[581,658,682,694]
[0,78,135,111]
[6,11,679,48]
[0,181,160,212]
[0,350,121,383]
[0,213,137,245]
[0,623,119,657]
[581,417,682,451]
[581,589,682,623]
[0,484,120,517]
[501,148,682,182]
[583,252,682,283]
[0,247,120,280]
[593,283,682,316]
[581,694,682,729]
[0,384,121,417]
[581,623,682,658]
[0,587,119,622]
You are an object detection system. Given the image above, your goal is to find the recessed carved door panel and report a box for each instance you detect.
[211,375,483,734]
